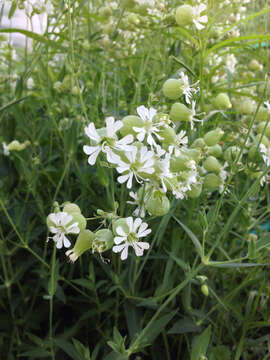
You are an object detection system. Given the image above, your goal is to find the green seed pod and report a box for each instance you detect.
[224,146,241,163]
[258,82,270,96]
[99,6,112,18]
[255,107,270,123]
[212,93,232,110]
[170,102,191,123]
[120,115,143,137]
[204,128,224,146]
[192,137,206,149]
[162,79,183,100]
[93,229,114,252]
[63,203,81,214]
[256,134,270,147]
[68,213,87,232]
[160,127,177,145]
[201,284,209,297]
[203,173,221,191]
[175,5,194,26]
[112,218,129,235]
[66,230,95,262]
[203,156,221,173]
[170,154,190,172]
[145,191,170,216]
[127,13,140,25]
[208,144,222,158]
[248,59,262,71]
[186,182,202,198]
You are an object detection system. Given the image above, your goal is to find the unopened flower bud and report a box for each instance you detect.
[162,79,184,100]
[175,5,194,26]
[204,128,224,146]
[208,144,222,158]
[203,156,221,173]
[170,102,191,122]
[212,93,232,110]
[65,229,94,262]
[7,140,30,152]
[203,173,221,191]
[201,284,209,297]
[145,191,170,216]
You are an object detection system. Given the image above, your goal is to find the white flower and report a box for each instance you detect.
[2,142,9,156]
[179,72,199,104]
[168,130,188,156]
[226,54,237,74]
[48,212,80,249]
[193,4,208,30]
[112,217,151,260]
[260,144,270,166]
[116,146,155,189]
[133,105,163,147]
[127,191,146,217]
[83,117,134,165]
[190,101,204,130]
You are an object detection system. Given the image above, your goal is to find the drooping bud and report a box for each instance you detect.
[212,93,232,110]
[65,230,95,262]
[162,79,184,100]
[145,191,170,216]
[201,284,209,297]
[203,156,222,173]
[204,128,224,146]
[248,59,263,72]
[175,5,194,26]
[170,102,191,122]
[7,140,30,152]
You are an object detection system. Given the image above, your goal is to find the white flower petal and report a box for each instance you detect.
[137,228,152,238]
[116,226,127,237]
[114,236,126,244]
[120,245,129,260]
[85,123,100,142]
[133,218,142,232]
[112,244,126,253]
[126,217,133,232]
[63,236,71,248]
[137,105,148,122]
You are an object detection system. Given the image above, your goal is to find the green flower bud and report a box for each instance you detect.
[235,99,255,115]
[127,13,140,25]
[93,229,114,253]
[170,102,191,123]
[248,59,262,71]
[175,5,194,26]
[145,191,170,216]
[224,146,241,163]
[120,115,143,137]
[162,79,184,100]
[160,127,177,145]
[99,6,112,18]
[204,128,224,146]
[65,230,95,262]
[68,213,87,232]
[63,203,81,214]
[192,138,206,150]
[203,173,221,191]
[203,156,221,173]
[186,182,202,198]
[212,93,232,110]
[201,284,209,297]
[208,144,222,158]
[112,218,129,235]
[7,140,30,152]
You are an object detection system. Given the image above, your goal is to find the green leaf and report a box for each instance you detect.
[168,318,201,334]
[173,216,202,257]
[18,349,51,357]
[191,325,212,360]
[54,338,84,360]
[8,1,18,19]
[124,302,142,340]
[71,278,93,290]
[143,310,177,344]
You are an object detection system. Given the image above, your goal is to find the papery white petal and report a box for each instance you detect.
[149,107,157,120]
[127,173,134,189]
[116,226,127,237]
[112,244,126,253]
[63,236,71,248]
[120,245,129,260]
[118,174,131,186]
[137,228,152,238]
[117,134,134,145]
[126,217,133,232]
[137,105,148,122]
[87,148,101,165]
[85,123,100,142]
[136,131,146,142]
[199,15,208,23]
[114,236,126,244]
[133,218,142,232]
[60,213,73,226]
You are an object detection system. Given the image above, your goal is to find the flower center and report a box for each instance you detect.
[127,232,138,244]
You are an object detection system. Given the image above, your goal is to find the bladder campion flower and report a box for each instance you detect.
[260,144,270,166]
[47,212,80,249]
[112,217,151,260]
